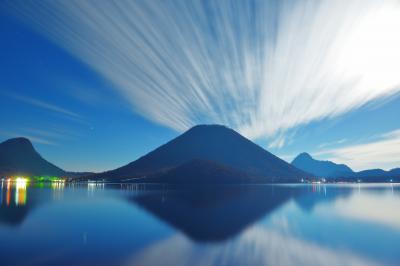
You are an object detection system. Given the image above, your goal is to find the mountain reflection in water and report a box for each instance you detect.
[0,183,398,266]
[131,185,304,241]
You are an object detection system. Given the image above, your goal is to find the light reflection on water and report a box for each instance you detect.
[14,178,27,206]
[0,179,28,206]
[0,183,399,266]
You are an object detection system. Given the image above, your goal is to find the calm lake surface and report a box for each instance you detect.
[0,182,399,266]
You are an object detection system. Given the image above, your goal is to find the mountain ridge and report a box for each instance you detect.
[0,137,66,177]
[89,124,309,182]
[131,159,251,184]
[291,152,353,178]
[292,152,400,179]
[0,137,91,177]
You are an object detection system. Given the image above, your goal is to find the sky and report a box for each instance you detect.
[0,0,400,172]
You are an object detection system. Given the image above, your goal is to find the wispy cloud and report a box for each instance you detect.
[0,130,56,145]
[277,154,297,163]
[6,92,81,119]
[268,134,286,149]
[0,126,81,146]
[3,0,400,139]
[3,91,91,125]
[19,127,79,141]
[315,129,400,170]
[318,138,347,149]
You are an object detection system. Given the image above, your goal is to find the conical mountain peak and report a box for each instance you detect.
[93,124,308,182]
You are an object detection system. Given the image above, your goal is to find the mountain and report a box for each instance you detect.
[91,125,308,182]
[133,159,251,184]
[352,168,400,179]
[389,168,400,176]
[355,169,386,177]
[291,152,353,178]
[0,137,66,177]
[292,152,400,181]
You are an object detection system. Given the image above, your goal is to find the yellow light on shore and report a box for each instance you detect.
[15,177,29,189]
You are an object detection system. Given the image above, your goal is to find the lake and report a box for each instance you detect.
[0,181,399,266]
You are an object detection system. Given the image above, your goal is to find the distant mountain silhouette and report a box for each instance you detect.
[291,152,353,178]
[92,125,308,183]
[292,152,400,181]
[351,168,400,180]
[0,137,65,177]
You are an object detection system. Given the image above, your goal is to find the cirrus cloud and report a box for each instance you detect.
[2,0,400,139]
[315,129,400,171]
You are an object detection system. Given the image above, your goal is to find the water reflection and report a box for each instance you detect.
[132,185,302,241]
[15,178,27,206]
[0,179,28,207]
[127,226,380,266]
[319,188,400,229]
[0,183,398,266]
[128,184,400,266]
[52,181,65,200]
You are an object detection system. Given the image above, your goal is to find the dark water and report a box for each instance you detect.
[0,181,399,266]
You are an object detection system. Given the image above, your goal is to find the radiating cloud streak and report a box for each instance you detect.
[268,134,286,149]
[3,0,400,139]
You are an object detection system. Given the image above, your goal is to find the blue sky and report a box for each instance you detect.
[0,0,399,172]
